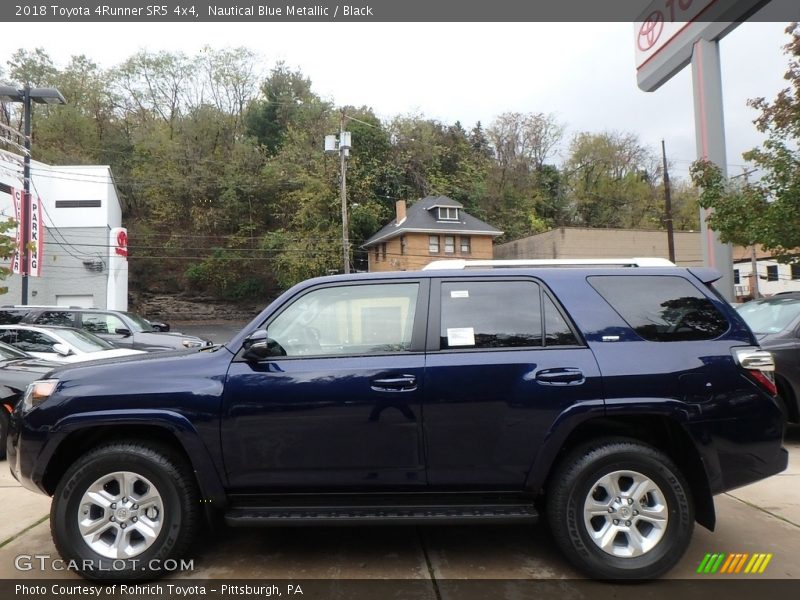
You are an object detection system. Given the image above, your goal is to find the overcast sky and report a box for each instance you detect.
[0,18,795,180]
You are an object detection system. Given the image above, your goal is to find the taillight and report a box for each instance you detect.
[732,346,777,396]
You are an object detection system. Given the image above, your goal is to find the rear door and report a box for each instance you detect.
[422,277,603,488]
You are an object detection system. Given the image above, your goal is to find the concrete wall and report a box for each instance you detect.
[2,227,110,308]
[494,227,703,267]
[368,233,494,272]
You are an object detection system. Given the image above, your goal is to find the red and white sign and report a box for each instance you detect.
[28,193,43,277]
[634,0,717,70]
[10,187,44,277]
[11,188,22,275]
[114,228,128,259]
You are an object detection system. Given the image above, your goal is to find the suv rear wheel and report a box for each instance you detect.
[547,440,694,579]
[51,442,200,580]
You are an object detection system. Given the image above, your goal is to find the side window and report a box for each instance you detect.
[82,313,126,334]
[0,310,27,324]
[15,330,56,353]
[440,281,542,349]
[37,311,75,327]
[0,331,17,345]
[588,275,729,342]
[268,283,419,357]
[543,295,579,346]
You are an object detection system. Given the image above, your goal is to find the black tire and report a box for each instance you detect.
[0,410,8,461]
[547,439,694,580]
[51,441,200,581]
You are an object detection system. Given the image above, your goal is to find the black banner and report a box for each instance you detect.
[2,0,799,23]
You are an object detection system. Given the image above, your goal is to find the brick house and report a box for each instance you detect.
[363,196,502,272]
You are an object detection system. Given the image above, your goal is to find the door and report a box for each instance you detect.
[423,278,603,489]
[222,279,429,490]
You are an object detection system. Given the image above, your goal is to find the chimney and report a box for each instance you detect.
[396,200,407,224]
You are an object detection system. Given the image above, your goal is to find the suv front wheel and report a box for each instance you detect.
[547,440,694,579]
[51,442,200,580]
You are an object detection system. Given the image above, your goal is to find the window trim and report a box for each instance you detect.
[437,207,459,221]
[444,235,455,255]
[429,235,440,254]
[426,276,585,353]
[766,265,779,282]
[460,236,471,255]
[236,278,431,361]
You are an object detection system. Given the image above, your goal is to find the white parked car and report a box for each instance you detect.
[0,324,144,363]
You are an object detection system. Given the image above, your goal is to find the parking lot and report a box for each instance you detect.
[1,425,798,585]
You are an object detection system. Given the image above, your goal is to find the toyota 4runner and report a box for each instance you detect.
[7,260,788,580]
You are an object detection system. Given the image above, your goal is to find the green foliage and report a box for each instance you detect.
[0,218,18,295]
[690,24,800,262]
[3,46,696,298]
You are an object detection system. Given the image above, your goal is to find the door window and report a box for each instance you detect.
[36,311,75,327]
[440,281,542,349]
[81,313,127,334]
[268,283,420,357]
[13,330,57,353]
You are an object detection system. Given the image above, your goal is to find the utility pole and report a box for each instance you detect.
[21,85,31,304]
[339,110,350,274]
[325,113,351,274]
[661,140,675,263]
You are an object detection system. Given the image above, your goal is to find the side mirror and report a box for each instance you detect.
[52,343,71,357]
[115,328,132,337]
[242,330,271,361]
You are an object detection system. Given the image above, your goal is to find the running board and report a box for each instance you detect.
[224,504,538,527]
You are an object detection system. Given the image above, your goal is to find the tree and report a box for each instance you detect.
[690,23,800,262]
[565,131,660,229]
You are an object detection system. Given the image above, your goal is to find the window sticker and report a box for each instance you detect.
[450,290,469,299]
[447,327,475,346]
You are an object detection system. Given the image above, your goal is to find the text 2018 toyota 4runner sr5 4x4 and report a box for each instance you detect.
[7,259,788,580]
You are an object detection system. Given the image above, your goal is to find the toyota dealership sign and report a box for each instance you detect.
[635,0,769,91]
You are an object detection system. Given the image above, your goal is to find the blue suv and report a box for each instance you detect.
[7,261,787,580]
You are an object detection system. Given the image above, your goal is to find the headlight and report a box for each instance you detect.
[182,339,201,348]
[22,379,58,413]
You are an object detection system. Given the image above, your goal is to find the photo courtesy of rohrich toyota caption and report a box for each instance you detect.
[1,0,800,598]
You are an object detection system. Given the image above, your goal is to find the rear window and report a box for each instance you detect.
[0,309,27,325]
[588,275,728,342]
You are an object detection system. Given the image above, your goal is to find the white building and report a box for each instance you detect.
[0,153,128,309]
[733,255,800,300]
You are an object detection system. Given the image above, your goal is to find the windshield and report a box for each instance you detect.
[56,328,116,352]
[736,298,800,334]
[123,312,154,333]
[0,341,30,360]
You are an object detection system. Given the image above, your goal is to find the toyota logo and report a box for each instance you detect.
[638,11,664,52]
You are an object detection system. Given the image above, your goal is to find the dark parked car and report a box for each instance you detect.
[7,261,787,581]
[0,307,208,351]
[736,293,800,423]
[0,342,58,459]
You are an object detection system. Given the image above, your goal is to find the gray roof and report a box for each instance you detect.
[363,196,502,248]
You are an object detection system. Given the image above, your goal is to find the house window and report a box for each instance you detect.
[381,243,387,260]
[444,235,455,254]
[429,235,440,254]
[791,264,800,280]
[400,236,407,255]
[373,246,379,262]
[460,236,471,254]
[437,207,459,221]
[767,265,779,282]
[733,269,740,284]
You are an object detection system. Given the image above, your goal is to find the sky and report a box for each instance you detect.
[0,17,795,181]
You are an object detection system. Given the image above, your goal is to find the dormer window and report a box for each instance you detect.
[438,207,459,221]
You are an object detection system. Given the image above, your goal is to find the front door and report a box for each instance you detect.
[222,279,429,490]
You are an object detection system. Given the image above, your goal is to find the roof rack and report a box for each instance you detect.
[422,257,676,270]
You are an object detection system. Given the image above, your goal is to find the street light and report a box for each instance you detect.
[0,84,67,304]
